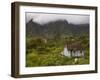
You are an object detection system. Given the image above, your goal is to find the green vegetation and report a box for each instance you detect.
[26,34,89,67]
[26,19,89,67]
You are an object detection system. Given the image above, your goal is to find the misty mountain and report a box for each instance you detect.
[26,19,89,38]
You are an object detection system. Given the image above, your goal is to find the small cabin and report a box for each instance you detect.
[62,42,84,57]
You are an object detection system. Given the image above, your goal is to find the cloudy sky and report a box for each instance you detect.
[26,12,89,25]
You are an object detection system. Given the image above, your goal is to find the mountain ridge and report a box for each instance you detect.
[26,19,89,38]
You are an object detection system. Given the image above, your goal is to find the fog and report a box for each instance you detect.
[26,12,89,25]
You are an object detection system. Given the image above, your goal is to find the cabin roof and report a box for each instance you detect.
[66,42,83,51]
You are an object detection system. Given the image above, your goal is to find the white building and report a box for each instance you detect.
[62,46,84,57]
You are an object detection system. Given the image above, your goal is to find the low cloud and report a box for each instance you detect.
[26,12,89,25]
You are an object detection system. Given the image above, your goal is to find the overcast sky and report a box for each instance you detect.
[26,12,89,25]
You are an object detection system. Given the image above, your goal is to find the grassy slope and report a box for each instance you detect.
[26,35,89,67]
